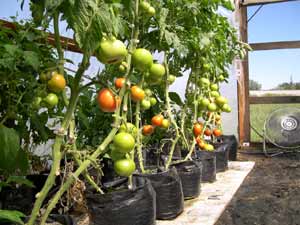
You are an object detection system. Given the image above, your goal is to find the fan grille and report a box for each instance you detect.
[264,107,300,149]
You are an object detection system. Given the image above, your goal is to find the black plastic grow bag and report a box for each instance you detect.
[174,160,202,199]
[218,135,238,161]
[86,176,156,225]
[135,167,184,220]
[214,143,229,172]
[196,150,216,183]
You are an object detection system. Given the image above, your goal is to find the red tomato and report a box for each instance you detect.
[193,123,203,137]
[131,86,145,102]
[151,114,164,127]
[142,125,155,136]
[213,128,222,137]
[115,77,126,89]
[97,88,118,112]
[204,128,212,136]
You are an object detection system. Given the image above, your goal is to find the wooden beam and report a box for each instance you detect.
[242,0,299,6]
[250,96,300,104]
[237,6,251,144]
[0,19,82,54]
[250,40,300,51]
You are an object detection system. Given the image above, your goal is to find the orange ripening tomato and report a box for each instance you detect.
[115,77,126,89]
[193,123,203,137]
[47,73,66,92]
[196,137,205,149]
[204,128,212,136]
[131,86,145,102]
[213,128,222,137]
[142,125,155,136]
[151,114,164,127]
[97,88,118,112]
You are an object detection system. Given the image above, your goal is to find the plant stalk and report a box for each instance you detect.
[38,0,141,222]
[164,53,180,170]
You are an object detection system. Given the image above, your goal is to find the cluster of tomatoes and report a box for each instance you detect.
[140,1,156,16]
[193,115,222,151]
[197,77,231,114]
[142,114,170,136]
[34,71,66,109]
[192,70,232,151]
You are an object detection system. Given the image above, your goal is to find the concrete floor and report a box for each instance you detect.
[157,161,255,225]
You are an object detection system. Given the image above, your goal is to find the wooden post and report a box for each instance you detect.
[236,3,251,145]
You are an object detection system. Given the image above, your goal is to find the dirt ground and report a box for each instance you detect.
[215,152,300,225]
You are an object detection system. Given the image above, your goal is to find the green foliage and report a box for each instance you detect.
[0,125,29,174]
[249,79,262,91]
[0,21,57,147]
[169,92,183,106]
[0,176,34,192]
[76,87,114,149]
[0,210,25,225]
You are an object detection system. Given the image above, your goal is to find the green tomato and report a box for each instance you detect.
[141,99,151,110]
[132,48,153,71]
[144,88,152,96]
[207,102,217,112]
[119,64,126,72]
[167,74,176,84]
[210,91,220,98]
[150,97,157,106]
[147,6,156,16]
[113,132,135,153]
[114,158,136,177]
[110,148,126,161]
[140,1,151,11]
[199,78,210,87]
[222,103,232,113]
[96,37,127,64]
[39,72,49,82]
[218,75,225,82]
[119,123,137,137]
[216,96,228,106]
[203,63,211,71]
[32,97,42,109]
[210,83,219,91]
[149,63,165,80]
[200,98,210,107]
[44,93,58,108]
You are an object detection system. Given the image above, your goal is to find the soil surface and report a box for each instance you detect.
[215,152,300,225]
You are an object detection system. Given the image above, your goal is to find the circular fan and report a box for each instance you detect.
[264,107,300,149]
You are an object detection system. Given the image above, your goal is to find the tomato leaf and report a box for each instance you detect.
[61,0,124,56]
[23,51,40,71]
[0,210,25,225]
[0,125,29,173]
[169,92,183,106]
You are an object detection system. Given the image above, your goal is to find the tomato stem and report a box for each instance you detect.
[164,53,180,170]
